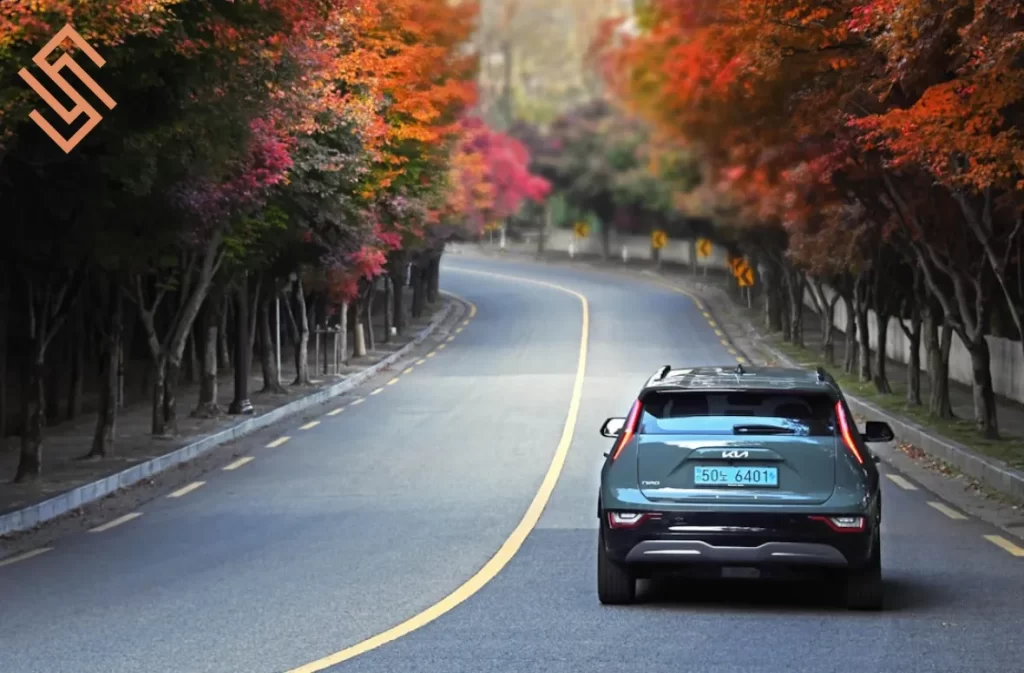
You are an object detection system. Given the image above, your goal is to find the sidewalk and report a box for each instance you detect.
[0,290,455,537]
[456,242,1024,505]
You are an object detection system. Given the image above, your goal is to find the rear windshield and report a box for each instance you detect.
[639,391,837,436]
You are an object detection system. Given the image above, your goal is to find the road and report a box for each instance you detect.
[2,257,1023,673]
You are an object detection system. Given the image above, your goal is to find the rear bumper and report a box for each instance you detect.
[602,510,877,570]
[624,540,848,566]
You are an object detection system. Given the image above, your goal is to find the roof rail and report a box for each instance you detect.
[656,365,672,381]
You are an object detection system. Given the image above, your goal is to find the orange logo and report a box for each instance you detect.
[18,24,116,153]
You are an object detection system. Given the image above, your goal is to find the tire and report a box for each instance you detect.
[845,534,883,611]
[597,528,636,605]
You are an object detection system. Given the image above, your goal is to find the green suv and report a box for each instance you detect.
[597,364,894,610]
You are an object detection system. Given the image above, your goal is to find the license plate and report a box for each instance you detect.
[693,466,778,487]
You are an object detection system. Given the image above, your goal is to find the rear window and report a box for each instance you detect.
[639,391,837,436]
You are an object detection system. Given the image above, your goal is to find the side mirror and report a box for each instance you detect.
[600,417,626,438]
[863,420,895,443]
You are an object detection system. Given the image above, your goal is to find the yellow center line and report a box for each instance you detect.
[727,348,738,356]
[984,535,1024,557]
[446,336,455,342]
[326,408,344,416]
[415,358,426,365]
[387,378,400,386]
[426,352,436,358]
[370,387,384,395]
[90,512,142,533]
[702,311,711,319]
[0,547,53,568]
[438,344,446,350]
[299,421,320,430]
[708,320,717,328]
[350,398,365,406]
[402,367,414,375]
[223,457,254,471]
[167,481,206,498]
[287,268,588,672]
[455,327,464,333]
[736,356,747,364]
[266,436,291,448]
[885,474,918,490]
[927,501,967,520]
[714,329,724,337]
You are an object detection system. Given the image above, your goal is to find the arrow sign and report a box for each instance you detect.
[737,264,755,287]
[696,238,711,258]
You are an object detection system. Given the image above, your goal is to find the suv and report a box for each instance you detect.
[596,364,894,610]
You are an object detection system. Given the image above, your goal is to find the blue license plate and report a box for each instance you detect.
[694,466,778,487]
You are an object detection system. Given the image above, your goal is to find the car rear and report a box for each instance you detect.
[597,382,882,608]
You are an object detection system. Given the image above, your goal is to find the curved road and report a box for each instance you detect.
[2,257,1023,672]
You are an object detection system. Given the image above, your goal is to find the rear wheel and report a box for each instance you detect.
[845,534,882,611]
[597,528,636,605]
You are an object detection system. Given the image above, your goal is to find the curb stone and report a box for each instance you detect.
[457,246,1024,505]
[0,299,459,539]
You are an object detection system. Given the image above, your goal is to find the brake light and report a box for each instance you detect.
[610,400,643,461]
[607,512,660,529]
[834,401,864,465]
[810,515,866,533]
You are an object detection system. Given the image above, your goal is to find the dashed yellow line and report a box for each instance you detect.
[455,327,464,333]
[402,367,414,375]
[885,474,918,490]
[985,535,1024,557]
[370,387,384,396]
[167,481,206,498]
[426,352,436,358]
[736,356,747,364]
[326,408,344,416]
[714,329,724,337]
[702,311,711,319]
[446,336,455,342]
[299,420,320,430]
[727,347,738,355]
[387,377,400,386]
[928,501,967,520]
[0,547,52,568]
[708,320,718,328]
[90,512,142,533]
[350,398,365,406]
[267,436,291,448]
[437,344,446,350]
[416,358,426,365]
[223,457,254,471]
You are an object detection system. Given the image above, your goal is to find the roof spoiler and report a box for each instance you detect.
[655,365,671,381]
[815,366,828,383]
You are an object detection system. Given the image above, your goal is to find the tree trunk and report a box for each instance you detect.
[427,254,441,304]
[967,337,999,439]
[45,348,61,425]
[926,318,955,419]
[194,288,221,417]
[150,356,167,435]
[873,309,892,394]
[784,268,803,347]
[389,252,408,335]
[258,298,286,393]
[228,273,253,415]
[365,281,376,352]
[88,282,122,458]
[353,295,367,358]
[383,275,393,343]
[219,294,232,372]
[292,278,311,385]
[67,301,85,420]
[248,275,260,376]
[15,356,46,482]
[339,301,349,365]
[842,294,856,375]
[411,262,427,318]
[163,358,182,435]
[854,276,872,383]
[184,328,197,384]
[0,276,7,439]
[901,310,923,406]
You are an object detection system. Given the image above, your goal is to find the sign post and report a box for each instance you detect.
[696,237,712,277]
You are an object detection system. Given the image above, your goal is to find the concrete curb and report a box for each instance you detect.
[460,246,1024,503]
[0,300,458,538]
[692,282,1024,503]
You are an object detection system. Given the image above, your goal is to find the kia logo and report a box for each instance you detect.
[722,450,749,459]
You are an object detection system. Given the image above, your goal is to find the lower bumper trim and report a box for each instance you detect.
[624,540,849,567]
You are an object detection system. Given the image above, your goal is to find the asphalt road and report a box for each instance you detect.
[2,257,1023,673]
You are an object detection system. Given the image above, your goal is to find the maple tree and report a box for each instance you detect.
[599,0,1023,439]
[1,0,545,480]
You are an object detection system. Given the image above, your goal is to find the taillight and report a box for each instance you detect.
[608,512,660,529]
[609,400,643,461]
[834,401,864,465]
[810,515,866,533]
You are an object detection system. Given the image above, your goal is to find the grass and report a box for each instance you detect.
[765,335,1024,471]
